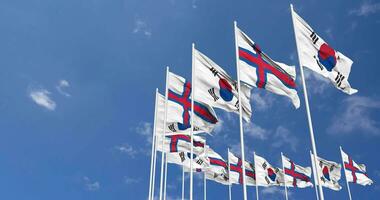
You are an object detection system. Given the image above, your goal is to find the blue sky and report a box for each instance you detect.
[0,0,379,199]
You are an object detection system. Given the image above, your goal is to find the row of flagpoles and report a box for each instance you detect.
[147,4,372,200]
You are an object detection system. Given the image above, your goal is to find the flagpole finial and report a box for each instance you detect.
[156,88,158,93]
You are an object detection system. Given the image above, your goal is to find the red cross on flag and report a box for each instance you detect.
[291,8,357,95]
[166,72,218,134]
[311,153,342,191]
[340,148,373,186]
[193,48,252,122]
[228,151,256,186]
[255,153,284,187]
[155,134,207,154]
[235,26,300,109]
[282,154,313,188]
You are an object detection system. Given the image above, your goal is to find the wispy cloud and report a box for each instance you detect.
[124,177,141,184]
[302,68,330,95]
[132,19,152,37]
[56,79,71,97]
[261,187,290,198]
[114,143,138,158]
[29,88,56,111]
[272,126,299,152]
[244,123,269,140]
[328,96,380,136]
[83,176,100,191]
[251,92,275,111]
[349,1,380,16]
[136,122,153,143]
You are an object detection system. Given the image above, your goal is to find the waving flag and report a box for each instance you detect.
[193,48,252,121]
[166,72,218,134]
[255,153,284,186]
[282,154,313,188]
[205,148,229,185]
[229,152,256,186]
[155,134,206,154]
[167,151,209,169]
[291,9,357,95]
[235,26,300,108]
[340,148,373,186]
[311,153,342,191]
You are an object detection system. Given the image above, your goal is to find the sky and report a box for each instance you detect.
[0,0,379,199]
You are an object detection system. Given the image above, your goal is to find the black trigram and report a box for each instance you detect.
[335,72,345,88]
[209,67,219,76]
[262,162,267,169]
[196,159,204,165]
[168,124,177,132]
[179,152,186,162]
[234,100,239,110]
[208,88,219,102]
[310,32,319,44]
[265,177,271,184]
[193,126,200,131]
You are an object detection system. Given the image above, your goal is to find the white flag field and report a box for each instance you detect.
[291,9,357,95]
[282,154,313,188]
[228,151,256,186]
[341,149,373,186]
[193,48,252,122]
[255,154,284,187]
[311,153,342,191]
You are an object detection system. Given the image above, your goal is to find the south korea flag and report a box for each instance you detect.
[255,153,284,187]
[291,7,357,95]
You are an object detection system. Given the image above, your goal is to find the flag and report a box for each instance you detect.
[155,134,206,154]
[255,153,284,186]
[155,92,166,136]
[311,153,342,191]
[228,152,256,186]
[341,148,373,186]
[235,26,300,108]
[166,72,218,134]
[291,8,357,95]
[193,48,252,121]
[167,151,209,169]
[205,148,229,185]
[282,154,313,188]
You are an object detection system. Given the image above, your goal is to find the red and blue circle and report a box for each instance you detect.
[218,79,233,102]
[267,168,277,182]
[317,43,337,71]
[322,166,331,181]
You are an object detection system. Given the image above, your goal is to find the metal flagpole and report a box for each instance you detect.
[204,140,207,200]
[281,152,289,200]
[182,166,185,200]
[233,20,248,200]
[310,151,320,200]
[290,4,324,200]
[340,146,353,200]
[254,152,259,200]
[159,67,170,200]
[163,156,168,200]
[152,132,158,200]
[228,148,232,200]
[190,43,195,200]
[149,89,159,200]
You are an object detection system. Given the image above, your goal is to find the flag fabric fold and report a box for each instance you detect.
[255,153,284,186]
[155,134,206,154]
[291,9,357,95]
[282,154,313,188]
[311,153,342,191]
[167,151,209,170]
[193,48,252,122]
[236,26,300,108]
[341,149,373,186]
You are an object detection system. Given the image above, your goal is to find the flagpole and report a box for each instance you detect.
[152,128,158,200]
[310,151,320,200]
[190,43,195,200]
[182,166,185,200]
[159,67,170,200]
[204,140,207,200]
[254,152,259,200]
[149,89,159,200]
[290,4,324,200]
[281,152,289,200]
[340,146,353,200]
[163,156,168,200]
[228,148,232,200]
[234,20,248,200]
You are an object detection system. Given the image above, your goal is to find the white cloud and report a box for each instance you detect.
[56,79,71,97]
[29,88,56,111]
[244,122,269,140]
[302,68,330,95]
[251,92,275,111]
[324,28,334,40]
[191,0,198,9]
[350,1,380,16]
[261,187,291,198]
[124,177,141,184]
[114,143,138,158]
[271,126,298,152]
[133,19,152,37]
[328,96,380,135]
[83,176,100,191]
[136,122,153,143]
